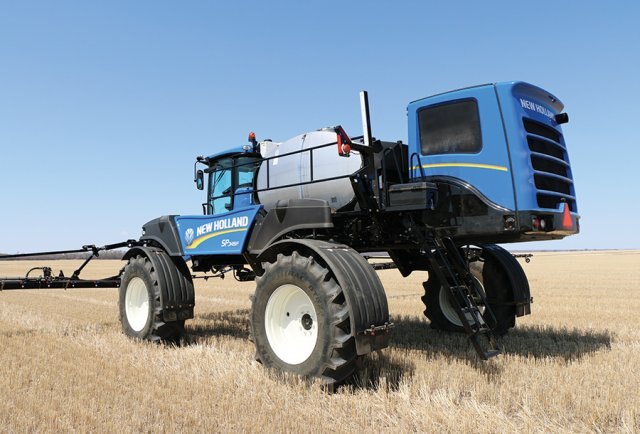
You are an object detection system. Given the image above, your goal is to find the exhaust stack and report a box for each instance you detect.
[360,91,372,147]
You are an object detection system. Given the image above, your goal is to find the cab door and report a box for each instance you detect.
[209,158,233,215]
[208,155,260,215]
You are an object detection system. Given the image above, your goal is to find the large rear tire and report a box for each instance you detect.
[119,254,185,342]
[250,251,357,386]
[422,252,516,336]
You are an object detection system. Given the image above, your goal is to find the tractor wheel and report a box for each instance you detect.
[250,251,357,386]
[119,254,185,342]
[422,254,516,336]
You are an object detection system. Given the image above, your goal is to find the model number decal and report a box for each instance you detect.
[221,239,240,248]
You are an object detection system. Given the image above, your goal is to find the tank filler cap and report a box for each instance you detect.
[259,140,279,156]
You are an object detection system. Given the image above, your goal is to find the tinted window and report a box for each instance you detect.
[235,157,258,188]
[209,159,233,214]
[419,100,482,155]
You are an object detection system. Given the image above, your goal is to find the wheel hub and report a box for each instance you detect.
[125,276,150,332]
[301,313,313,330]
[264,284,318,365]
[439,277,485,326]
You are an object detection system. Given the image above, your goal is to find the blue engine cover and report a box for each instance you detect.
[174,205,262,255]
[407,81,578,215]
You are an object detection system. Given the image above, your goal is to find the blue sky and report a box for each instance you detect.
[1,1,638,252]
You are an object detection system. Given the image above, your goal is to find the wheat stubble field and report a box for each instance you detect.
[0,251,638,433]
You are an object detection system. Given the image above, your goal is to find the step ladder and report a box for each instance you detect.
[423,236,501,360]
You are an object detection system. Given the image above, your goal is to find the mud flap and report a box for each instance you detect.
[482,244,531,316]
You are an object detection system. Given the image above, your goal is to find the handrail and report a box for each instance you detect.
[208,139,363,204]
[409,152,425,180]
[380,145,406,207]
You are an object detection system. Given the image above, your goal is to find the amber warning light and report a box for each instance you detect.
[247,132,258,151]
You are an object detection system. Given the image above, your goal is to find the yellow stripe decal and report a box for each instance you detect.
[186,228,247,249]
[412,163,508,172]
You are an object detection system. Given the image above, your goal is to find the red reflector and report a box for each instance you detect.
[335,125,352,157]
[562,203,573,229]
[532,216,539,230]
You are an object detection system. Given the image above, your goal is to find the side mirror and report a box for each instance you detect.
[195,170,204,190]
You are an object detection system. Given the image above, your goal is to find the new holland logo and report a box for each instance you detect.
[185,216,251,250]
[185,228,195,245]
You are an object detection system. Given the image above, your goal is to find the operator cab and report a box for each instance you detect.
[195,148,261,215]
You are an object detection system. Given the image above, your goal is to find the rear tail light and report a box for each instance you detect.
[531,215,549,231]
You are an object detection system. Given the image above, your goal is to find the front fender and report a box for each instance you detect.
[258,239,390,355]
[122,246,195,322]
[482,244,531,316]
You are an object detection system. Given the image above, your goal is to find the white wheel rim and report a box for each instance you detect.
[439,277,485,327]
[125,277,150,332]
[264,284,318,365]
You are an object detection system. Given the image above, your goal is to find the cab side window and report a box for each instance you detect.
[419,99,482,155]
[233,157,259,209]
[236,157,257,189]
[209,159,233,214]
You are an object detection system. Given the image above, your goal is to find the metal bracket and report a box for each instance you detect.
[360,322,395,336]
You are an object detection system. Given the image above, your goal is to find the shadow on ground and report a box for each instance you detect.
[390,315,612,364]
[177,310,611,389]
[345,351,416,392]
[184,309,251,343]
[182,308,415,391]
[502,324,612,360]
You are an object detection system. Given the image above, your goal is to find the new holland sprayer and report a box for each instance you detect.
[1,81,579,387]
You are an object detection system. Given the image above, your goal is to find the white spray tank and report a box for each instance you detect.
[255,129,362,211]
